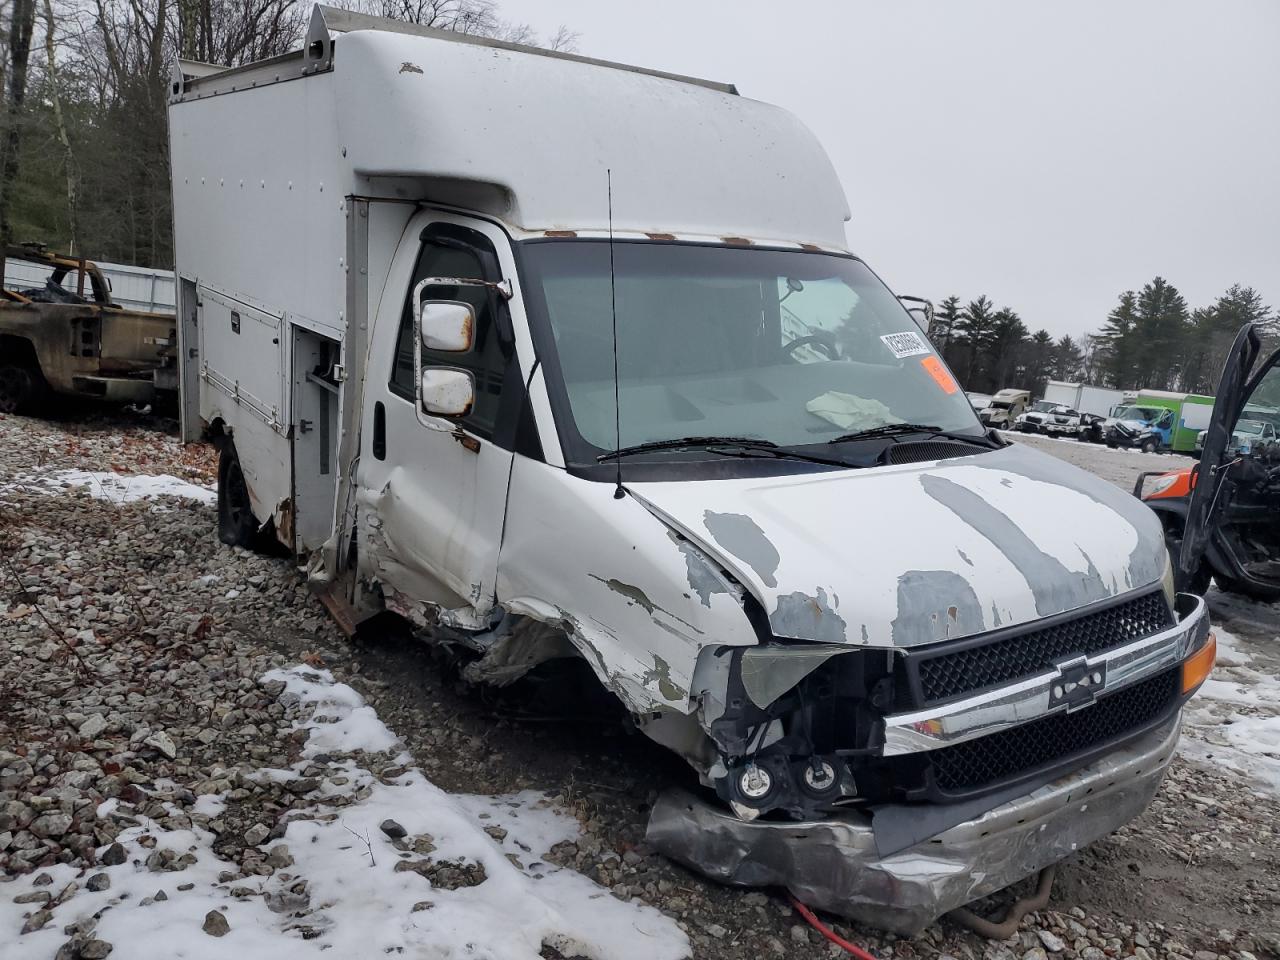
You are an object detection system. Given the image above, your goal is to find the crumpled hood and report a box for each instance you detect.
[627,443,1167,648]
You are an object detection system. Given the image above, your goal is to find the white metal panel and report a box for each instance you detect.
[332,30,851,248]
[169,69,348,348]
[198,284,287,432]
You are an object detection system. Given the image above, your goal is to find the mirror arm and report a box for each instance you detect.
[414,276,513,304]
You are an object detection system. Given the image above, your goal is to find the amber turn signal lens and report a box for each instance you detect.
[1181,633,1217,695]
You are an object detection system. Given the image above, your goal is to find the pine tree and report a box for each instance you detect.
[954,295,996,390]
[1052,335,1084,381]
[1133,277,1189,389]
[1096,291,1140,388]
[930,295,961,349]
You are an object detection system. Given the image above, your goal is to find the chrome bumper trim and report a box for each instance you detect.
[882,592,1207,756]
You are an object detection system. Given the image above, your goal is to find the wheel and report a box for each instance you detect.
[217,443,260,548]
[1214,574,1280,604]
[1141,438,1158,454]
[1105,439,1118,449]
[0,363,44,414]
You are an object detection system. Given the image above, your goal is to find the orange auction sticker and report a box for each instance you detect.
[921,355,959,394]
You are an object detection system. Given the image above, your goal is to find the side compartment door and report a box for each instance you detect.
[1179,324,1261,584]
[356,217,526,628]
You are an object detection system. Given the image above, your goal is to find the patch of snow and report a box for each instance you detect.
[2,667,689,960]
[1181,625,1280,793]
[0,468,215,505]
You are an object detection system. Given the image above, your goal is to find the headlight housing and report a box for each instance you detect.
[1146,473,1182,497]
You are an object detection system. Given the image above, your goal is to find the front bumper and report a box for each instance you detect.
[648,711,1180,935]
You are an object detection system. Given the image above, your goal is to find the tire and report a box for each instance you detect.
[0,363,45,414]
[1105,439,1118,449]
[1214,574,1280,604]
[217,443,260,548]
[1141,438,1158,454]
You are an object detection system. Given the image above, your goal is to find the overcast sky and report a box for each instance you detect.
[501,0,1280,341]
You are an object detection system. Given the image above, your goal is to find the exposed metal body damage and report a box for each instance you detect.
[647,713,1182,935]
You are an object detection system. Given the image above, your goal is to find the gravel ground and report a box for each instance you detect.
[1,409,1277,959]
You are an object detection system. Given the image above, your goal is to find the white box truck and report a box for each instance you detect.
[168,7,1213,933]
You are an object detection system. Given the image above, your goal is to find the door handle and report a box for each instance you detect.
[298,419,314,434]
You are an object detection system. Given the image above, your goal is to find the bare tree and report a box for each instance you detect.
[41,0,78,251]
[0,0,38,247]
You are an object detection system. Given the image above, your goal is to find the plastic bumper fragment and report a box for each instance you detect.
[646,711,1181,936]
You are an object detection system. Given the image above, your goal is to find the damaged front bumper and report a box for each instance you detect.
[648,710,1180,935]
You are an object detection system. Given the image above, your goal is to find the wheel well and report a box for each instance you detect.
[0,335,40,370]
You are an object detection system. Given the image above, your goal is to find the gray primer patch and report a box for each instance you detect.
[590,576,655,614]
[984,443,1166,590]
[703,511,780,588]
[770,587,848,643]
[920,473,1111,618]
[668,531,733,608]
[891,570,986,646]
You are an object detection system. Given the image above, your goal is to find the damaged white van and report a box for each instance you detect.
[168,7,1213,933]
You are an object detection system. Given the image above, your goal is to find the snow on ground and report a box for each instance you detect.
[0,467,216,505]
[0,667,688,960]
[1181,595,1280,794]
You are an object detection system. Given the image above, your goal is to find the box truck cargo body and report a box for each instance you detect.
[168,6,1212,933]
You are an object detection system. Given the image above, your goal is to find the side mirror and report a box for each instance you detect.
[897,295,935,334]
[418,300,475,352]
[419,368,475,418]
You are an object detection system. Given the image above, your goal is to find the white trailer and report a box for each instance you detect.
[168,6,1211,933]
[1043,380,1125,418]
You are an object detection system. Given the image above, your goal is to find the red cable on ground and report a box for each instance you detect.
[788,894,880,960]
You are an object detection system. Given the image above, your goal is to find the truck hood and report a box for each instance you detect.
[626,442,1167,648]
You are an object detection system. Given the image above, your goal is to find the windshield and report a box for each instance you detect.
[1030,400,1057,413]
[1236,420,1265,436]
[519,241,982,466]
[1114,405,1159,422]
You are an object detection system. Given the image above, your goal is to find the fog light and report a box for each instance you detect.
[738,763,773,800]
[802,760,836,791]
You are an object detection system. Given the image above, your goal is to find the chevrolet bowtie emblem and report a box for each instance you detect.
[1048,655,1107,712]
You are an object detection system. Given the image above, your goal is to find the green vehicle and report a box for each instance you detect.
[1133,390,1215,453]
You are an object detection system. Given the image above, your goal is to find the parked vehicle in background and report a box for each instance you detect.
[1194,417,1276,455]
[1043,380,1126,419]
[1106,403,1175,453]
[0,244,177,413]
[965,391,993,414]
[1041,381,1127,443]
[1138,324,1280,602]
[168,7,1213,934]
[1130,390,1215,453]
[978,387,1030,428]
[1013,398,1058,433]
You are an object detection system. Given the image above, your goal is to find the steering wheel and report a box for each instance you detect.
[783,334,841,361]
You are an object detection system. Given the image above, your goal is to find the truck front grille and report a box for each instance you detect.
[927,666,1180,795]
[912,590,1173,704]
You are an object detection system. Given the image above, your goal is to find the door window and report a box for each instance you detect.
[390,232,506,437]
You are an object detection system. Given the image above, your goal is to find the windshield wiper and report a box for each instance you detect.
[597,436,855,468]
[598,436,779,461]
[827,423,994,446]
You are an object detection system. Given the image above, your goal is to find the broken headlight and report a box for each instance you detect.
[702,643,899,821]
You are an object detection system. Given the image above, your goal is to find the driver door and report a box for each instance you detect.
[356,215,529,629]
[1179,324,1266,586]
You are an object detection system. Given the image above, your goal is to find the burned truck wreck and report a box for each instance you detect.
[168,7,1214,935]
[0,244,176,412]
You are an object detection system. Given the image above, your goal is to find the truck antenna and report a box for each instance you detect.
[608,168,625,500]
